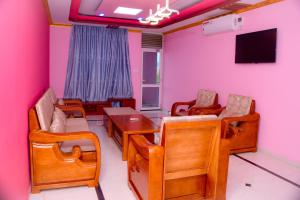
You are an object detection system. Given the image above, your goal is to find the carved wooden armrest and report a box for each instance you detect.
[30,131,101,154]
[223,113,260,124]
[56,105,86,118]
[129,135,163,173]
[61,99,83,105]
[223,113,260,138]
[193,107,225,115]
[188,104,222,115]
[171,100,196,116]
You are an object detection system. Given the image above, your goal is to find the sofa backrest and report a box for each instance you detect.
[47,87,58,104]
[194,89,217,107]
[158,115,218,145]
[35,92,55,131]
[219,94,253,119]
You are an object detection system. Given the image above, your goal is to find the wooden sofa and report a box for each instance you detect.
[29,91,101,193]
[128,115,230,200]
[171,89,221,116]
[196,94,260,154]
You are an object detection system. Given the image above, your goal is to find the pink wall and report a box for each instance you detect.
[50,26,71,98]
[162,0,300,164]
[0,1,49,200]
[50,27,142,110]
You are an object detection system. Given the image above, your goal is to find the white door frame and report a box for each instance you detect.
[141,48,163,110]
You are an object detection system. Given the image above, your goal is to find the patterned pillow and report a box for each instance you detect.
[226,94,252,115]
[194,89,216,107]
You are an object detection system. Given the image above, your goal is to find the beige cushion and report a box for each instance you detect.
[50,110,66,133]
[35,93,55,131]
[61,140,96,152]
[194,89,217,107]
[157,115,218,145]
[55,107,66,123]
[220,94,252,119]
[65,118,89,132]
[47,87,58,104]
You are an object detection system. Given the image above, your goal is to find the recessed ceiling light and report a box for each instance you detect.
[99,13,105,16]
[114,7,142,15]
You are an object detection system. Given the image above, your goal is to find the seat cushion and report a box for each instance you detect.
[65,118,89,132]
[194,89,216,107]
[60,140,96,152]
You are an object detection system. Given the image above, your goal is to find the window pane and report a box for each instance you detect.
[143,52,160,84]
[142,87,159,108]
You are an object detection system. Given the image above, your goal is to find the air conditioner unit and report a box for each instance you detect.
[202,14,243,35]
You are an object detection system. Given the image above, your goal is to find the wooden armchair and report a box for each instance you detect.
[196,94,260,154]
[29,106,100,193]
[171,89,221,116]
[128,116,230,200]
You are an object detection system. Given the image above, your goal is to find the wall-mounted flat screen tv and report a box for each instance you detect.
[235,28,277,63]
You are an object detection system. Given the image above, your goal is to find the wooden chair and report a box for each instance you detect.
[128,116,230,200]
[171,89,221,116]
[29,108,101,193]
[196,94,260,154]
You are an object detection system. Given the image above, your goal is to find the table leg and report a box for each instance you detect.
[108,119,113,137]
[122,133,128,161]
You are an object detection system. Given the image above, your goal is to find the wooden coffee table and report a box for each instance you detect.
[109,114,160,161]
[103,107,139,137]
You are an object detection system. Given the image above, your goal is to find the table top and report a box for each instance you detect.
[110,114,160,134]
[103,107,139,116]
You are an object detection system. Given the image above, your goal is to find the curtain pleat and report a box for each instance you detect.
[64,25,133,102]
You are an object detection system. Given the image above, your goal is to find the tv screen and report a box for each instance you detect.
[235,28,277,63]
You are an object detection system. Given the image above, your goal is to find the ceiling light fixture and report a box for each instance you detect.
[139,0,179,25]
[114,7,142,15]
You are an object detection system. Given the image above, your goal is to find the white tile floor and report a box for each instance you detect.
[30,114,300,200]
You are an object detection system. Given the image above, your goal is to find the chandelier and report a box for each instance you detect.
[139,0,179,25]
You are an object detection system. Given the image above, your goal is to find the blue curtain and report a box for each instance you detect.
[64,25,133,101]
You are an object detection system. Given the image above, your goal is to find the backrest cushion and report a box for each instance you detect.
[55,107,66,125]
[50,109,66,133]
[194,89,217,107]
[219,94,252,119]
[47,87,58,104]
[158,115,218,145]
[35,93,55,131]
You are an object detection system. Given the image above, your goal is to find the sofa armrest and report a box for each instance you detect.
[30,131,100,154]
[56,105,86,118]
[193,107,225,115]
[61,99,83,105]
[188,104,222,115]
[171,100,196,116]
[223,113,260,123]
[222,113,260,138]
